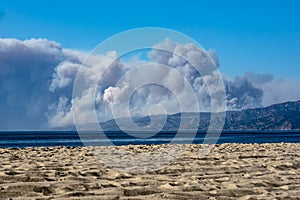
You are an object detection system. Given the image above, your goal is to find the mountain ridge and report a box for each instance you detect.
[55,100,300,131]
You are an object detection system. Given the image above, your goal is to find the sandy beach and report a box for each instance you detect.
[0,143,299,199]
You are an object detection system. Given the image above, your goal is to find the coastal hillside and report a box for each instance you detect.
[56,100,300,131]
[99,100,300,131]
[224,100,300,130]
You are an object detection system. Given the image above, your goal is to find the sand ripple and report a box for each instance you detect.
[0,143,300,199]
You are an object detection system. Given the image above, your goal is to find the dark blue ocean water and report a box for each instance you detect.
[0,130,299,148]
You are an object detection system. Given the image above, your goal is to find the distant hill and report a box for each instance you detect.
[223,100,300,130]
[56,100,300,131]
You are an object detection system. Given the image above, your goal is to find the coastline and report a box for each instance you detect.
[1,131,300,148]
[1,143,300,199]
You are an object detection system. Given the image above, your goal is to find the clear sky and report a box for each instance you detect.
[1,0,300,78]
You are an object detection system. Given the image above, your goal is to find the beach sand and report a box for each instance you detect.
[0,143,299,199]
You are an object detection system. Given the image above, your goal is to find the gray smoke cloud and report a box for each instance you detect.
[228,72,300,107]
[0,38,83,129]
[225,75,264,110]
[0,38,299,129]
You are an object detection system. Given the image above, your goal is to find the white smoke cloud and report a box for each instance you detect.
[261,78,300,106]
[49,61,81,92]
[49,50,124,127]
[99,40,220,119]
[0,38,299,130]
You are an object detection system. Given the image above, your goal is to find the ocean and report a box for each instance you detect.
[0,130,300,148]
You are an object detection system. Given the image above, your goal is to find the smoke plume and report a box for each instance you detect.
[0,38,299,129]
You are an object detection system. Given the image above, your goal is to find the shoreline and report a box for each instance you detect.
[1,131,300,148]
[1,143,300,199]
[1,141,300,150]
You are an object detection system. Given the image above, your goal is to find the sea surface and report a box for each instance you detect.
[0,130,300,148]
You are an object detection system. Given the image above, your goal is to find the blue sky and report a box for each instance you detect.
[1,0,300,78]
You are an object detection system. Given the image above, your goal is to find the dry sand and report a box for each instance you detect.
[0,143,300,199]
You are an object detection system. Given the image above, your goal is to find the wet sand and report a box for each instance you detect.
[0,143,300,199]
